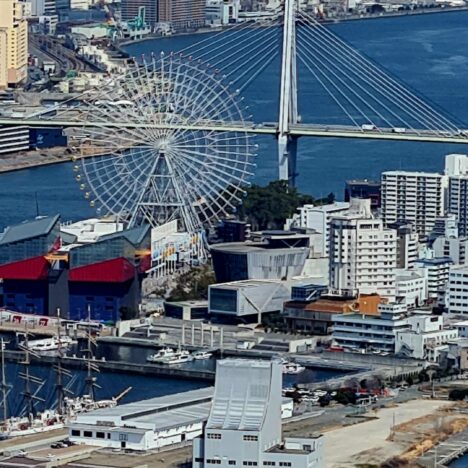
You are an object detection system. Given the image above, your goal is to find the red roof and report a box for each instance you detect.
[0,256,49,280]
[69,257,136,283]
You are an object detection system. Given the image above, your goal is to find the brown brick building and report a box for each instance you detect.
[158,0,206,31]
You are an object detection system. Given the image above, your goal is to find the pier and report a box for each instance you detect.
[2,350,215,383]
[417,428,468,467]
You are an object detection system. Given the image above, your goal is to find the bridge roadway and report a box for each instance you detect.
[1,117,468,145]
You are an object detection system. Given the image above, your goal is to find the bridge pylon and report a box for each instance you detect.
[278,0,299,186]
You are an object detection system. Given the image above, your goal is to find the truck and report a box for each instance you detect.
[361,123,376,131]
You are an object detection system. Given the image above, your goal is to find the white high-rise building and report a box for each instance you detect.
[286,202,350,256]
[381,171,446,239]
[193,359,323,468]
[329,198,397,298]
[446,154,468,238]
[446,265,468,315]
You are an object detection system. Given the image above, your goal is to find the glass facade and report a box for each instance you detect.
[70,237,135,268]
[210,288,238,314]
[212,251,248,283]
[0,224,60,264]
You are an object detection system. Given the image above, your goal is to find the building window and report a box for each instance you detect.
[119,433,128,441]
[207,433,222,439]
[71,429,80,437]
[279,463,292,467]
[207,460,221,465]
[263,462,276,466]
[243,463,258,466]
[83,431,92,438]
[243,435,258,441]
[96,432,105,439]
[229,462,237,466]
[195,458,203,463]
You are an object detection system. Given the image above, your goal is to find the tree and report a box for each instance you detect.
[167,265,216,301]
[235,181,333,231]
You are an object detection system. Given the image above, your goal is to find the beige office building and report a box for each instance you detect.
[0,0,28,88]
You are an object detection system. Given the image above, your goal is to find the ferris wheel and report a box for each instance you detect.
[73,53,256,233]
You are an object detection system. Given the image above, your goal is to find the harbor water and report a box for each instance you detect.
[1,337,349,416]
[1,12,468,228]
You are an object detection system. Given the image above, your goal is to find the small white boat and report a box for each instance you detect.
[282,362,306,374]
[22,336,74,353]
[146,347,176,363]
[162,350,193,365]
[192,350,212,360]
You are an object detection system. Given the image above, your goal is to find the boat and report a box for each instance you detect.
[0,310,130,439]
[162,350,193,365]
[192,350,212,360]
[22,335,75,353]
[282,362,306,374]
[146,347,177,363]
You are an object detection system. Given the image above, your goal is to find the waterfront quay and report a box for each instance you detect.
[417,428,468,467]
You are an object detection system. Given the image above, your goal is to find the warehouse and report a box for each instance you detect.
[68,387,294,451]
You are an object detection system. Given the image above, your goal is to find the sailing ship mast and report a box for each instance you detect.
[18,323,44,421]
[1,337,9,423]
[84,305,99,400]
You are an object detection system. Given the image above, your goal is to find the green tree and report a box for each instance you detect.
[236,180,317,230]
[168,265,216,301]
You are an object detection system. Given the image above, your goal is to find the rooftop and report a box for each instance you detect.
[0,215,59,245]
[210,242,307,254]
[74,387,214,432]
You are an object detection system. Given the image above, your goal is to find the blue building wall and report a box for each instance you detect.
[1,280,48,315]
[68,278,139,323]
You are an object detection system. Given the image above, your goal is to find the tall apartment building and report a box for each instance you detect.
[0,0,28,88]
[381,171,446,239]
[329,198,397,298]
[121,0,158,28]
[445,154,468,238]
[158,0,205,31]
[446,265,468,315]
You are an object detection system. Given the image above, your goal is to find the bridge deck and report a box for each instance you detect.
[1,118,468,145]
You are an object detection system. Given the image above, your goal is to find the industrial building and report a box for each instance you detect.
[193,359,323,468]
[68,381,295,452]
[69,387,213,451]
[0,216,150,321]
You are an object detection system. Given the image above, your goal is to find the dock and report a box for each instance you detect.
[416,428,468,467]
[2,350,215,383]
